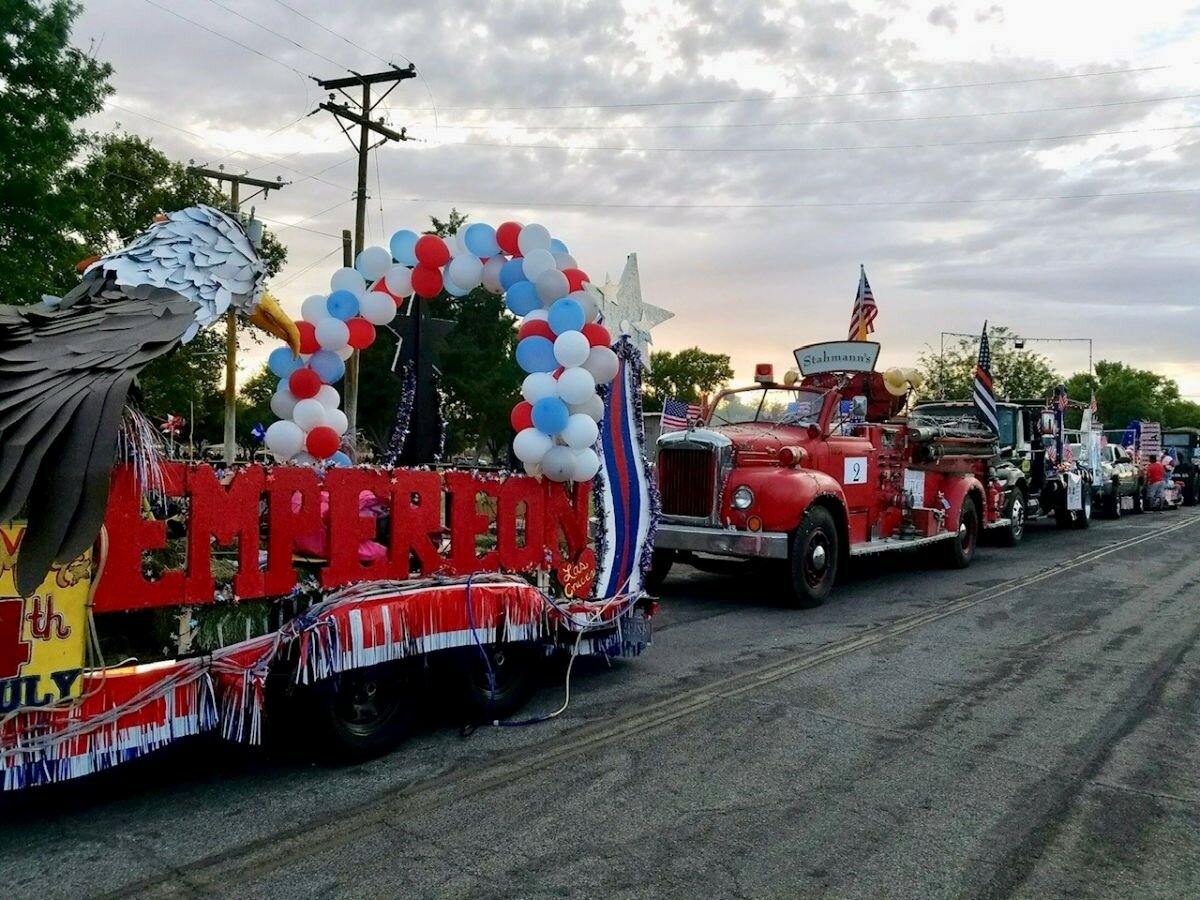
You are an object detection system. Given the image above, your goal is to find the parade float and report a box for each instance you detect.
[0,207,658,790]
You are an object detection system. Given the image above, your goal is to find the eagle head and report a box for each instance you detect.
[84,204,300,352]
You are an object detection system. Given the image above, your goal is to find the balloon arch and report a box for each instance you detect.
[263,220,618,478]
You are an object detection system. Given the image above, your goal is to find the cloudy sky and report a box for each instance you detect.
[75,0,1200,398]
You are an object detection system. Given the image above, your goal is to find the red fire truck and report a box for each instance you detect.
[650,342,1007,607]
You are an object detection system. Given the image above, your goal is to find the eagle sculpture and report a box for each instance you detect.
[0,205,300,595]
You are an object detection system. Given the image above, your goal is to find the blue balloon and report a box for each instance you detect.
[442,264,469,297]
[548,297,585,335]
[505,280,540,317]
[309,350,345,384]
[550,238,569,254]
[500,257,527,291]
[464,222,501,257]
[516,336,557,374]
[326,289,360,321]
[328,451,353,468]
[268,346,302,379]
[389,229,419,266]
[532,396,569,435]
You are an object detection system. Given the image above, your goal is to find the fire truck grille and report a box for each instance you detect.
[657,446,716,518]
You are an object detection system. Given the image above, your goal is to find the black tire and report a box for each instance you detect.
[945,497,980,569]
[786,506,839,609]
[644,549,675,592]
[1072,485,1092,529]
[310,662,416,762]
[1055,505,1073,528]
[1104,480,1121,519]
[996,486,1026,547]
[462,641,539,722]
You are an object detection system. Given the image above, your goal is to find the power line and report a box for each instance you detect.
[379,186,1200,210]
[139,0,313,80]
[428,92,1200,133]
[401,61,1197,112]
[274,246,341,287]
[432,122,1200,155]
[195,0,351,71]
[264,0,392,67]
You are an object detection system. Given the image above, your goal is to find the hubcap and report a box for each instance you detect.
[810,544,827,572]
[1013,504,1025,536]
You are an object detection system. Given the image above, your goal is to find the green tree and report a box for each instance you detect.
[355,210,521,459]
[917,326,1059,401]
[643,347,734,412]
[0,0,113,303]
[1065,361,1193,430]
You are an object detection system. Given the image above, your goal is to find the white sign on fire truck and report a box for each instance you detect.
[844,457,868,484]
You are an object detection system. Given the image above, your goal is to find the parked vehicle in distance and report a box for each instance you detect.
[1069,439,1143,517]
[1163,427,1200,505]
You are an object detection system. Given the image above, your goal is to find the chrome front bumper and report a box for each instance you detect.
[655,523,790,559]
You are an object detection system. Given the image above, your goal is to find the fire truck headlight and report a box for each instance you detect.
[732,486,754,510]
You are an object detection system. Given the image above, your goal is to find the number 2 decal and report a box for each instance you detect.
[844,457,868,485]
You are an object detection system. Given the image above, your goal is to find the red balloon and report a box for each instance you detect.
[288,367,322,400]
[496,221,522,255]
[411,264,444,298]
[562,268,590,292]
[296,321,320,355]
[582,323,611,348]
[517,319,555,342]
[414,234,450,268]
[346,317,376,350]
[553,366,565,379]
[510,401,533,432]
[306,425,340,459]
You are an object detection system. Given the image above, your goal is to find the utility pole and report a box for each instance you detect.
[187,166,288,465]
[317,65,416,441]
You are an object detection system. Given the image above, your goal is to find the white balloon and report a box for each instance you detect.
[330,267,366,296]
[553,252,578,270]
[568,289,599,324]
[270,389,298,420]
[557,365,597,405]
[265,420,305,460]
[571,447,601,482]
[583,346,619,385]
[301,294,331,323]
[326,407,349,436]
[540,445,575,482]
[521,248,556,282]
[358,290,397,326]
[522,371,559,404]
[513,427,553,464]
[524,308,549,323]
[336,345,354,361]
[553,331,590,368]
[448,253,483,290]
[449,230,468,256]
[316,384,340,410]
[569,393,606,423]
[384,265,412,297]
[481,255,506,293]
[292,398,327,431]
[315,317,350,351]
[535,269,570,305]
[561,413,599,450]
[356,246,392,282]
[517,223,552,255]
[292,451,318,466]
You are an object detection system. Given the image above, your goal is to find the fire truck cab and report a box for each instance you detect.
[651,342,1006,607]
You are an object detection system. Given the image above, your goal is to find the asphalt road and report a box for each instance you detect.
[3,508,1199,899]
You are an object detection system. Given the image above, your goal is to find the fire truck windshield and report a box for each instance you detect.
[709,388,828,426]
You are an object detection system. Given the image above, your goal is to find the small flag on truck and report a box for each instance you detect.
[847,264,877,341]
[662,397,702,430]
[973,322,998,434]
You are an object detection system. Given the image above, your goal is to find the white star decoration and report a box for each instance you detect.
[594,253,673,371]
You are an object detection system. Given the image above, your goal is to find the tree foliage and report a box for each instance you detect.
[0,0,113,302]
[1065,361,1200,431]
[643,347,734,411]
[917,326,1059,401]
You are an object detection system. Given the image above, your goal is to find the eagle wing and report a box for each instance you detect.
[0,287,200,595]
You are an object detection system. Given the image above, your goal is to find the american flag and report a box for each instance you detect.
[661,397,702,430]
[1089,391,1098,413]
[1063,443,1074,464]
[1055,387,1069,411]
[973,322,998,435]
[160,414,184,437]
[847,265,878,341]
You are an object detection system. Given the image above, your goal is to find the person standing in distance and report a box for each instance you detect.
[1145,454,1167,510]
